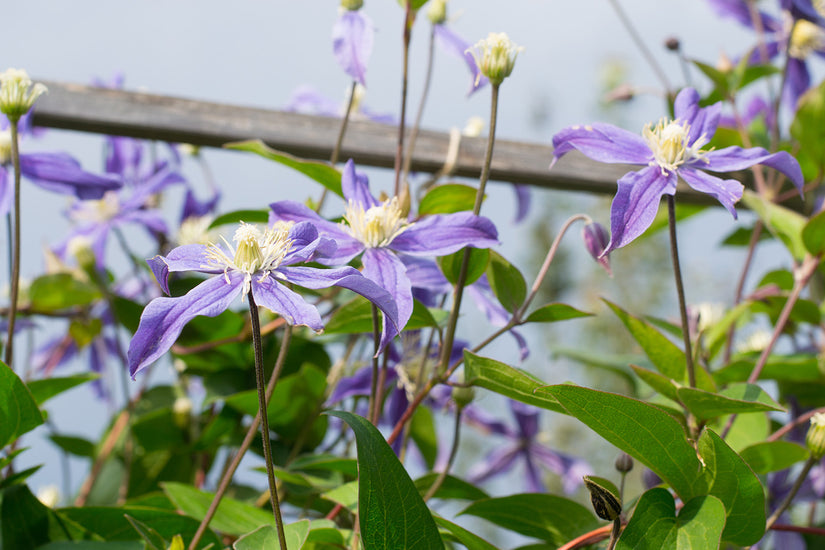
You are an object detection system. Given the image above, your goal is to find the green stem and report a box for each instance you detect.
[4,120,21,368]
[607,518,622,550]
[317,80,359,213]
[667,196,695,389]
[247,290,287,550]
[368,304,381,424]
[188,324,292,550]
[766,455,818,530]
[401,24,436,186]
[423,405,462,501]
[607,0,671,93]
[393,4,413,197]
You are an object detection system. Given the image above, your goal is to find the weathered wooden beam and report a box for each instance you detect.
[31,80,719,203]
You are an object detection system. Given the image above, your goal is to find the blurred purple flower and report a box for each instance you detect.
[332,9,374,86]
[285,84,396,125]
[432,23,489,95]
[269,159,498,342]
[465,400,591,493]
[128,221,399,378]
[582,221,611,275]
[551,87,803,254]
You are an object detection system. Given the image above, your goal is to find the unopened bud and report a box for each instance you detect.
[466,32,522,86]
[664,37,681,52]
[582,222,611,275]
[427,0,447,24]
[615,452,634,474]
[807,412,825,460]
[452,385,475,409]
[0,68,47,122]
[583,476,622,521]
[173,396,193,429]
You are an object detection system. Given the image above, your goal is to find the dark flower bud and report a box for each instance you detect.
[665,37,681,51]
[615,452,634,474]
[583,476,622,521]
[582,222,611,275]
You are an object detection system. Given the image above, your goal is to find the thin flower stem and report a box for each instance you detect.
[401,24,436,187]
[188,324,293,550]
[607,518,622,550]
[607,0,671,94]
[423,405,462,501]
[723,221,763,363]
[4,120,22,368]
[247,290,287,550]
[393,4,414,197]
[766,455,818,530]
[721,255,819,439]
[769,407,825,442]
[317,80,359,213]
[667,196,696,389]
[437,83,499,378]
[368,304,381,424]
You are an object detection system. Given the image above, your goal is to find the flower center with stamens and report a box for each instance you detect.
[71,191,121,223]
[204,222,293,296]
[643,118,710,174]
[789,19,825,59]
[343,197,408,248]
[0,130,10,164]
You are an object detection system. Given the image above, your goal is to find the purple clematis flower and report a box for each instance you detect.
[551,87,803,254]
[127,220,399,378]
[332,8,374,86]
[432,23,489,96]
[465,400,591,494]
[285,84,396,125]
[269,159,499,342]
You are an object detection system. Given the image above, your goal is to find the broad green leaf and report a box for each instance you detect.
[697,429,765,545]
[28,373,100,406]
[721,412,770,453]
[524,303,593,324]
[631,365,680,404]
[233,520,311,550]
[460,494,598,546]
[289,454,358,478]
[0,361,44,447]
[438,247,490,286]
[325,296,444,334]
[616,488,725,550]
[29,273,101,311]
[226,140,343,197]
[740,190,807,261]
[604,299,686,381]
[0,484,78,548]
[554,348,638,392]
[124,514,167,550]
[714,354,823,384]
[415,473,489,502]
[36,543,144,550]
[740,441,809,474]
[0,464,42,490]
[322,480,358,511]
[803,209,825,256]
[60,505,221,548]
[676,383,784,420]
[463,352,564,413]
[485,251,527,314]
[539,384,703,500]
[49,434,96,458]
[791,79,825,175]
[434,515,497,550]
[419,184,478,214]
[69,318,103,347]
[410,405,438,470]
[326,411,443,549]
[162,482,277,536]
[209,209,269,228]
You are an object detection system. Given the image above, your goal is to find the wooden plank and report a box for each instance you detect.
[30,80,719,203]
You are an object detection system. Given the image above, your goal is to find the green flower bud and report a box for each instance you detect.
[806,412,825,460]
[614,452,634,474]
[452,385,475,409]
[466,32,522,86]
[427,0,447,25]
[583,476,622,521]
[0,68,47,122]
[340,0,363,11]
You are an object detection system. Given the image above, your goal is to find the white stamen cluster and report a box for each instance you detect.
[0,68,47,121]
[204,222,293,296]
[175,215,215,246]
[643,118,710,175]
[466,32,522,85]
[343,197,408,248]
[789,18,825,59]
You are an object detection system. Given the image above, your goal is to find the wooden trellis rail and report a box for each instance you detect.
[31,81,721,204]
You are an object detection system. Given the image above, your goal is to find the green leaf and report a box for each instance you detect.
[791,79,825,175]
[676,383,784,420]
[463,352,564,413]
[325,297,443,334]
[29,273,102,311]
[124,514,167,550]
[615,488,725,550]
[631,365,680,403]
[326,411,443,549]
[1,484,86,547]
[36,542,144,550]
[27,373,100,406]
[739,441,810,474]
[0,361,44,447]
[714,354,823,384]
[803,209,825,256]
[419,184,478,214]
[233,520,311,550]
[162,482,277,536]
[415,473,489,502]
[49,435,96,458]
[410,405,438,470]
[740,190,807,261]
[604,299,686,381]
[697,429,765,545]
[209,209,269,228]
[524,303,593,324]
[322,480,358,511]
[485,251,527,314]
[226,140,343,197]
[460,494,598,546]
[438,248,489,286]
[540,384,703,500]
[434,515,497,550]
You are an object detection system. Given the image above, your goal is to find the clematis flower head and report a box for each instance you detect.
[127,220,399,378]
[0,68,47,121]
[332,6,374,86]
[466,32,522,86]
[551,87,803,254]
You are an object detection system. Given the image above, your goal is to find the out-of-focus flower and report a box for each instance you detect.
[285,84,396,124]
[466,32,522,86]
[427,1,489,95]
[0,68,47,121]
[333,3,374,86]
[551,87,803,254]
[128,221,399,377]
